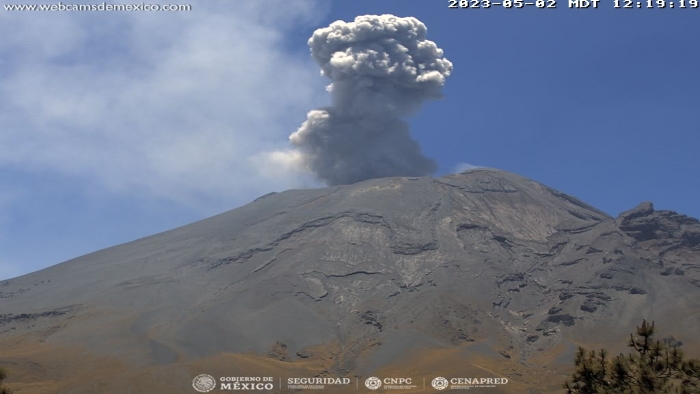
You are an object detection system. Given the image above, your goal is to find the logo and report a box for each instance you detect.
[219,376,274,390]
[192,374,216,393]
[433,377,509,390]
[431,377,449,390]
[365,376,382,390]
[286,377,352,390]
[362,376,417,390]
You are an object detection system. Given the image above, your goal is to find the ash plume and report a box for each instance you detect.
[289,14,453,186]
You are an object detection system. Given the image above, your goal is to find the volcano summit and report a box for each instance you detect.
[1,169,699,393]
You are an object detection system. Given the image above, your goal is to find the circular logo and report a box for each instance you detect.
[365,376,382,390]
[432,377,449,390]
[192,374,216,393]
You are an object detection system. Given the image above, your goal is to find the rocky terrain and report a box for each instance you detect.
[0,169,698,393]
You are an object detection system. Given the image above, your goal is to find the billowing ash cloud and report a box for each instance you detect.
[289,14,453,186]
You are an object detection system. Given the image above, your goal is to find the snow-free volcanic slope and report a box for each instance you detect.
[1,169,699,393]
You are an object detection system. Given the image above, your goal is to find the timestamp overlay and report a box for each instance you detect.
[448,0,698,8]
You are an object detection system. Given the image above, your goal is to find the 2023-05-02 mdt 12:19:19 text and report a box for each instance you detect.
[448,0,698,8]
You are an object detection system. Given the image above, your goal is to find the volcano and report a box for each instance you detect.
[1,169,699,393]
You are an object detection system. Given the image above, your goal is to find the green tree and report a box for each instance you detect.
[0,366,11,394]
[564,320,700,394]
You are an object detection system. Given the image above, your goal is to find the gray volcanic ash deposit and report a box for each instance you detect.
[1,169,699,392]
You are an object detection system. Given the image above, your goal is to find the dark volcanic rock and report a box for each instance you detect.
[616,201,700,248]
[618,201,655,222]
[545,314,576,327]
[1,169,699,389]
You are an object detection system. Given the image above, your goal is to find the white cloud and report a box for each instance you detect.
[0,0,328,211]
[254,149,320,188]
[452,162,483,173]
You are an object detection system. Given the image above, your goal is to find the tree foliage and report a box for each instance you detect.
[564,320,700,394]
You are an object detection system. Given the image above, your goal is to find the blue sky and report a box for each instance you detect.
[0,0,697,280]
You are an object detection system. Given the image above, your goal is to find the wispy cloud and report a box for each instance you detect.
[452,162,483,174]
[0,0,327,210]
[0,0,330,278]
